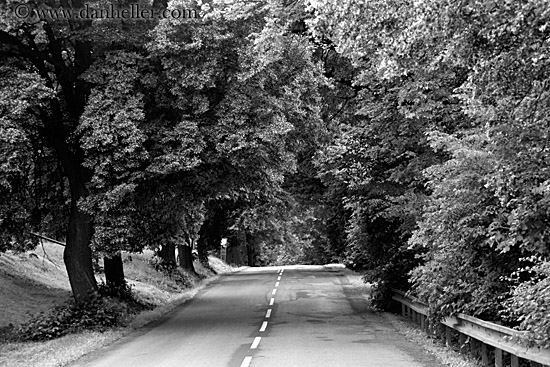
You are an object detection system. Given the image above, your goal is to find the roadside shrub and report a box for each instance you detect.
[503,259,550,349]
[149,256,196,288]
[98,279,134,301]
[15,292,129,341]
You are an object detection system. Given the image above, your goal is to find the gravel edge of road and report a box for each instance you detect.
[383,314,483,367]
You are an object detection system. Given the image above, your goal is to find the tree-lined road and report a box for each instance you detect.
[73,266,444,367]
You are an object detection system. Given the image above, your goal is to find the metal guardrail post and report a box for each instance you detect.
[459,333,467,354]
[480,342,489,366]
[445,326,452,348]
[495,348,503,367]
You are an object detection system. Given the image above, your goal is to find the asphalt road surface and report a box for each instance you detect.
[72,266,445,367]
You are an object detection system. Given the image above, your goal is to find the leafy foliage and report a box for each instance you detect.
[15,287,140,341]
[308,0,550,346]
[0,0,329,299]
[0,65,59,252]
[148,255,200,286]
[3,0,549,349]
[504,258,550,349]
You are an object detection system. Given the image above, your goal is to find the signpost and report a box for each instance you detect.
[220,238,227,263]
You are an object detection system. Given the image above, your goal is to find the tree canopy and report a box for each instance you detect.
[307,0,550,346]
[2,0,550,349]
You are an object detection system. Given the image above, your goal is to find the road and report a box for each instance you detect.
[72,266,444,367]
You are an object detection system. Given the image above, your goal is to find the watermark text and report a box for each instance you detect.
[9,3,199,21]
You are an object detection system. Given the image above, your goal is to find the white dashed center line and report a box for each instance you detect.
[251,337,261,349]
[240,356,253,367]
[240,271,284,367]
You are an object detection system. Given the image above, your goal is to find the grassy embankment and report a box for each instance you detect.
[0,240,236,367]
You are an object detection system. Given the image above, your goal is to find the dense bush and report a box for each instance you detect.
[504,259,550,349]
[149,256,198,287]
[16,292,129,341]
[13,279,152,341]
[98,279,135,301]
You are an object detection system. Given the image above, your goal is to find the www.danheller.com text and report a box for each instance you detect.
[10,3,199,21]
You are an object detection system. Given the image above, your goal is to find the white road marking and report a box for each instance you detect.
[260,321,268,332]
[272,289,277,295]
[269,298,275,305]
[280,269,284,274]
[240,356,253,367]
[251,337,261,349]
[275,281,280,287]
[277,276,281,281]
[266,309,272,318]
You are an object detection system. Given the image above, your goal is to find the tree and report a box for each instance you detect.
[408,131,521,320]
[0,0,205,299]
[305,0,468,306]
[309,0,550,333]
[1,0,104,302]
[405,0,550,328]
[1,0,336,300]
[180,0,329,266]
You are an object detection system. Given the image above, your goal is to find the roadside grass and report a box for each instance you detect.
[0,242,72,332]
[344,272,482,367]
[386,315,483,367]
[0,241,238,367]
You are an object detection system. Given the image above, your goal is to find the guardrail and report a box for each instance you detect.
[391,289,550,367]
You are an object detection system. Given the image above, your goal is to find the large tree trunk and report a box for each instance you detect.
[159,242,177,266]
[64,200,97,304]
[20,0,98,305]
[246,244,254,267]
[178,244,197,275]
[246,233,258,267]
[197,238,210,268]
[104,252,125,288]
[54,132,97,304]
[197,238,217,273]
